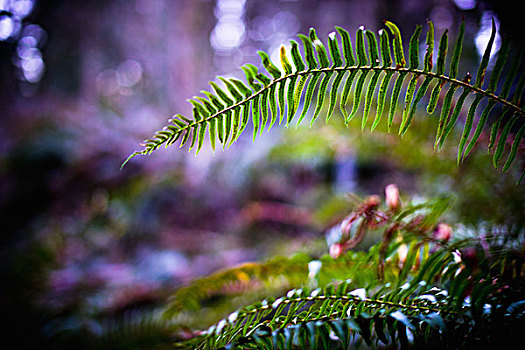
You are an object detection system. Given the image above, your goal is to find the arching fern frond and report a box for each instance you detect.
[123,19,525,178]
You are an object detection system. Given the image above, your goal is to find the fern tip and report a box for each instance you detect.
[120,152,141,170]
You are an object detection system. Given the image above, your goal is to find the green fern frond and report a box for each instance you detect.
[123,19,525,177]
[174,276,462,349]
[173,242,524,349]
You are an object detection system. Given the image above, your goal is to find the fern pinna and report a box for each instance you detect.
[123,19,524,177]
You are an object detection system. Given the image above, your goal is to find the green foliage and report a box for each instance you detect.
[165,191,524,349]
[123,20,524,179]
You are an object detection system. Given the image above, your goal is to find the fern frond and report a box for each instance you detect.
[176,275,465,349]
[123,19,525,177]
[174,240,524,349]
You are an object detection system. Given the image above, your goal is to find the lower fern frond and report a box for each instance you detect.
[166,188,524,349]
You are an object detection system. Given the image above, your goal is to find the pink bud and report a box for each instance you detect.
[385,184,400,211]
[434,223,452,242]
[329,243,343,259]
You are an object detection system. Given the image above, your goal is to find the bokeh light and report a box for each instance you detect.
[2,0,46,84]
[0,15,16,40]
[453,0,477,10]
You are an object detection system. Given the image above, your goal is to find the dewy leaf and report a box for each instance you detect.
[310,27,331,68]
[356,26,368,67]
[328,31,343,67]
[379,29,392,68]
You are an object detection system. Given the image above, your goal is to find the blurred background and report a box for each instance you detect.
[0,0,523,348]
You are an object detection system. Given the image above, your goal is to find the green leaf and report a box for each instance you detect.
[365,30,379,67]
[401,75,433,135]
[252,95,261,140]
[310,28,330,68]
[423,20,434,72]
[340,70,358,121]
[473,18,496,89]
[493,115,517,167]
[279,45,293,75]
[408,25,422,69]
[363,69,382,129]
[290,40,306,71]
[372,71,394,131]
[297,72,321,126]
[298,34,318,70]
[449,21,465,79]
[328,31,343,67]
[458,93,483,164]
[327,71,346,122]
[286,76,299,125]
[399,74,420,135]
[439,87,470,149]
[258,51,282,79]
[503,123,525,172]
[388,72,408,131]
[346,70,369,122]
[355,26,368,67]
[384,20,406,67]
[335,26,356,66]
